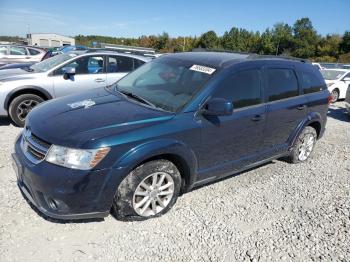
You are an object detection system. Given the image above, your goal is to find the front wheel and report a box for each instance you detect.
[287,126,317,164]
[8,94,44,127]
[112,160,181,221]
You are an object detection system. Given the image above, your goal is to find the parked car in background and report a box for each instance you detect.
[312,62,324,70]
[52,45,88,55]
[0,51,151,126]
[12,52,329,221]
[0,50,55,71]
[0,45,46,66]
[321,69,350,102]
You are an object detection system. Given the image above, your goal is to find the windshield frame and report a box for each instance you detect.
[30,53,79,73]
[108,57,220,113]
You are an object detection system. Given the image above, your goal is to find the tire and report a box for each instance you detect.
[287,126,317,164]
[330,89,339,103]
[112,160,182,221]
[8,94,44,127]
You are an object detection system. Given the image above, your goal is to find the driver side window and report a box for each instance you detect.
[55,56,105,75]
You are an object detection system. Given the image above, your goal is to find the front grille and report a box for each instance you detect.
[21,128,51,164]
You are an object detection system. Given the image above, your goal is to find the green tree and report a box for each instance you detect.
[340,31,350,53]
[271,23,293,55]
[292,18,319,58]
[197,30,219,49]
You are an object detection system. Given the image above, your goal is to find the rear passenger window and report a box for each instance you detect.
[28,48,41,55]
[266,68,299,101]
[107,56,133,73]
[300,71,324,94]
[213,69,261,109]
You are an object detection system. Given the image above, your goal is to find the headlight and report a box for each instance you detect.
[46,145,110,170]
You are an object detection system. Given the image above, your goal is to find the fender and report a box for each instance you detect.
[4,85,53,110]
[95,139,199,208]
[289,111,323,148]
[114,138,198,187]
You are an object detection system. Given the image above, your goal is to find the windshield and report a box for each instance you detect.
[321,70,346,80]
[114,57,216,112]
[30,53,78,72]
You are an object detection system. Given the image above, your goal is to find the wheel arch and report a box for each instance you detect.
[4,85,52,110]
[290,113,323,147]
[113,139,198,193]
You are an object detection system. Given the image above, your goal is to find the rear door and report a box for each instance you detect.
[52,55,107,98]
[105,55,135,85]
[262,66,307,156]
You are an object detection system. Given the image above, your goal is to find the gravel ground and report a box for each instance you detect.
[0,102,349,262]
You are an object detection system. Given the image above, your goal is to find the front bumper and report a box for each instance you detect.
[12,135,123,220]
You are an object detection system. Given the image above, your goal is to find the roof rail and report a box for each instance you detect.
[192,48,255,55]
[192,48,309,63]
[248,54,310,63]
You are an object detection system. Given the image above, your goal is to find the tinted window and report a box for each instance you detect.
[134,59,145,70]
[56,56,104,75]
[28,48,41,55]
[213,69,261,109]
[266,68,298,101]
[10,46,27,55]
[300,71,324,94]
[107,56,133,73]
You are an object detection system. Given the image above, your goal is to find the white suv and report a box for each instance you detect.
[321,69,350,103]
[0,51,151,126]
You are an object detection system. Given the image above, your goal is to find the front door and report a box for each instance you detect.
[198,68,267,180]
[51,55,107,98]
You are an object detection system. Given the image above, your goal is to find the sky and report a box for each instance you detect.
[0,0,349,38]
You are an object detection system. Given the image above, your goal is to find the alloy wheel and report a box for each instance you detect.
[17,99,39,121]
[298,133,315,161]
[133,172,175,217]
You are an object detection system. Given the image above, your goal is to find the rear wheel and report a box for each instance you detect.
[287,126,317,164]
[330,89,339,103]
[8,94,44,127]
[112,160,181,221]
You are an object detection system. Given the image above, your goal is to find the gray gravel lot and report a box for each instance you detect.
[0,102,349,262]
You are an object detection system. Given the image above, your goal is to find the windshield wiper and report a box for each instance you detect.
[117,88,156,108]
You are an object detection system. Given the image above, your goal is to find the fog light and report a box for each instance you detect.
[47,197,58,210]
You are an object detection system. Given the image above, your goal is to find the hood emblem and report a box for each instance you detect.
[68,99,96,109]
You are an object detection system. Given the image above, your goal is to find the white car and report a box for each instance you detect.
[0,45,46,66]
[312,62,324,70]
[0,51,150,126]
[320,69,350,103]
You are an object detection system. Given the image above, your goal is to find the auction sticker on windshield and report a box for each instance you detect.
[190,65,216,75]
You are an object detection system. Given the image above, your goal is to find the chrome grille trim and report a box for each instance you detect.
[21,128,51,164]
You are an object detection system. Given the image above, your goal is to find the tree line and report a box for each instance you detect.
[1,17,349,62]
[75,18,350,62]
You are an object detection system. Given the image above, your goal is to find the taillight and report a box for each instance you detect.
[327,95,332,104]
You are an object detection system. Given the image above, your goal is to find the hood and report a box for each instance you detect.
[27,88,174,148]
[0,68,37,81]
[325,79,337,85]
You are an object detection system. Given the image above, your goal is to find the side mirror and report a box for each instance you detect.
[63,67,76,80]
[203,98,233,116]
[343,77,350,82]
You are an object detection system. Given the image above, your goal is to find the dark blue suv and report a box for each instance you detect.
[12,52,329,221]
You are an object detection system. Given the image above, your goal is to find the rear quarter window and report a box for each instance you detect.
[300,71,325,94]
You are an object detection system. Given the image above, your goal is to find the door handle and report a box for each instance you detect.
[297,105,306,110]
[251,114,262,121]
[25,57,31,59]
[95,78,105,82]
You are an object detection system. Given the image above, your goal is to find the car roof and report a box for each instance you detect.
[163,51,309,68]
